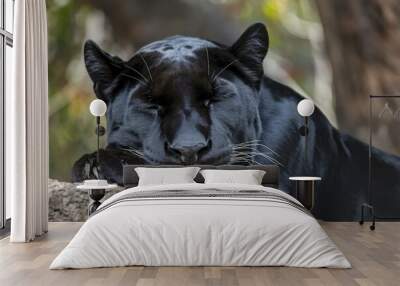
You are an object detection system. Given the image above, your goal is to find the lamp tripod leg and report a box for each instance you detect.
[359,204,364,225]
[370,206,376,231]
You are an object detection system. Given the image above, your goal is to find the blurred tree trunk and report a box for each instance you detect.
[315,0,400,147]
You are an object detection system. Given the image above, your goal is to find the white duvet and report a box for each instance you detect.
[50,183,350,269]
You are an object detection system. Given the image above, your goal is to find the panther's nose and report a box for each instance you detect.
[168,142,209,164]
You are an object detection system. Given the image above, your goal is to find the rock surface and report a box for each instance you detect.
[48,179,123,222]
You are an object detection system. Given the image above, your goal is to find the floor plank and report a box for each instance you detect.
[0,222,399,286]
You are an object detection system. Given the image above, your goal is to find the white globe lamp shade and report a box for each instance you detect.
[89,99,107,117]
[297,99,315,117]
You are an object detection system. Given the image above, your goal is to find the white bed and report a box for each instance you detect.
[50,183,350,269]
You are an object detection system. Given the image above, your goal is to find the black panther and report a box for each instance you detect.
[73,23,400,220]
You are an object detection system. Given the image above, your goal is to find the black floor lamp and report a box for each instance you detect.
[297,99,315,169]
[89,99,107,176]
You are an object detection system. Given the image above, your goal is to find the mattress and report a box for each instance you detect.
[50,183,350,269]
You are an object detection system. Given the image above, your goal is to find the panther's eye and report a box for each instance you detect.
[210,78,236,102]
[142,87,156,102]
[203,99,210,107]
[145,93,154,103]
[145,96,161,111]
[134,86,161,112]
[147,103,160,110]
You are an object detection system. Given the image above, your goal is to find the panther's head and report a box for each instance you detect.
[84,23,269,164]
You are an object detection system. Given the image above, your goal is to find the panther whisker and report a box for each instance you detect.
[231,149,255,155]
[121,73,147,86]
[230,157,255,163]
[241,158,263,165]
[230,154,253,160]
[231,146,284,167]
[232,141,281,158]
[230,150,254,156]
[229,158,254,165]
[205,47,210,78]
[233,139,263,146]
[212,59,238,82]
[231,157,257,164]
[230,151,254,157]
[210,70,216,83]
[120,147,145,158]
[229,161,252,165]
[231,150,253,154]
[128,149,144,156]
[233,146,258,151]
[125,148,144,155]
[249,143,281,158]
[140,54,153,82]
[230,153,256,161]
[251,152,284,167]
[251,160,263,165]
[232,147,259,154]
[233,141,258,146]
[231,142,257,148]
[232,142,260,148]
[236,150,278,162]
[125,152,145,159]
[123,64,149,83]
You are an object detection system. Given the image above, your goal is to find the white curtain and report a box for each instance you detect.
[7,0,49,242]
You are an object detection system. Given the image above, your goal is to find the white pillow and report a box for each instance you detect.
[135,167,200,186]
[200,169,266,185]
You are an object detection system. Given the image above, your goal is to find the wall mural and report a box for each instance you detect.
[71,23,400,220]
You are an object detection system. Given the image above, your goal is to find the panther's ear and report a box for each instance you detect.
[230,23,269,80]
[84,40,124,91]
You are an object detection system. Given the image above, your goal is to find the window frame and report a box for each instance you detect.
[0,0,14,232]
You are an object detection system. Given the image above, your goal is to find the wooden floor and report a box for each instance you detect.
[0,222,399,286]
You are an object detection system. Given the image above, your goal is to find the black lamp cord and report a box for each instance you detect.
[96,116,100,173]
[304,116,308,172]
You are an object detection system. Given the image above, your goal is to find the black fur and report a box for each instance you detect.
[73,23,400,220]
